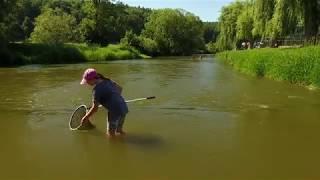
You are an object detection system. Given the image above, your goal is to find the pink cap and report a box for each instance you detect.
[80,68,97,85]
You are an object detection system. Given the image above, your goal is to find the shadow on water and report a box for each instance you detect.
[82,128,165,149]
[118,133,164,149]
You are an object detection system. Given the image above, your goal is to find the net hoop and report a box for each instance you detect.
[69,105,87,130]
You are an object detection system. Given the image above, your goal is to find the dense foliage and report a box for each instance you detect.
[217,0,320,51]
[130,9,205,56]
[30,8,78,44]
[0,0,214,65]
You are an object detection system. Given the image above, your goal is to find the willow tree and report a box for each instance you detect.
[236,2,254,42]
[267,0,302,38]
[300,0,320,42]
[252,0,275,38]
[253,0,319,41]
[217,1,245,50]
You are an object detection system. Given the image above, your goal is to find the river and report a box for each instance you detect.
[1,56,320,179]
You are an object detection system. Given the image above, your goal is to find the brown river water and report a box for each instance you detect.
[0,57,320,179]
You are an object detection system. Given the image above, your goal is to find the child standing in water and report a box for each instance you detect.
[80,68,128,137]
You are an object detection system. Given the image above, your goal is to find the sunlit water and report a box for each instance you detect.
[1,57,320,179]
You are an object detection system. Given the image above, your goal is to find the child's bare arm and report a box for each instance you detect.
[82,100,99,122]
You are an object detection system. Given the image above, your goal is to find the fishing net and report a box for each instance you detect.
[69,105,87,130]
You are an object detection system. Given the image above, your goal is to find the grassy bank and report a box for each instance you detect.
[1,43,148,66]
[216,46,320,88]
[70,43,149,62]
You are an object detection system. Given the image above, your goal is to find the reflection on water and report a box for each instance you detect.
[1,58,320,179]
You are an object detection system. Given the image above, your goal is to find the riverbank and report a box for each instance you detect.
[0,43,148,66]
[216,46,320,88]
[73,43,150,62]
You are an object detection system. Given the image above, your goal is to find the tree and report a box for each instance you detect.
[0,0,20,65]
[77,1,96,42]
[268,0,302,38]
[142,9,204,55]
[0,0,18,44]
[120,30,158,56]
[203,22,219,43]
[217,1,245,50]
[216,0,320,51]
[236,2,254,42]
[252,0,275,38]
[301,0,320,42]
[14,0,43,40]
[124,6,152,35]
[89,0,130,44]
[21,16,33,38]
[31,8,77,44]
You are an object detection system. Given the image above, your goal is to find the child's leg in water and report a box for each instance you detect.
[107,112,116,137]
[116,115,126,135]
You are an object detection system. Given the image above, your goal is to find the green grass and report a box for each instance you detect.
[9,43,86,65]
[69,43,148,61]
[216,46,320,88]
[1,43,148,66]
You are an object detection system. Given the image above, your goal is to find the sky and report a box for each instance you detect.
[120,0,234,22]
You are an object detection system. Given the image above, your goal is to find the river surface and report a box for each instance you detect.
[1,57,320,179]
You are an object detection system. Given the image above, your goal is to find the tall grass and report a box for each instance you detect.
[1,43,148,66]
[8,43,86,65]
[216,46,320,87]
[71,43,146,61]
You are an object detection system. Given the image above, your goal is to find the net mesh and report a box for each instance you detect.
[69,105,87,130]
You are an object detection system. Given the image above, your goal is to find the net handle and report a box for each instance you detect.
[125,96,156,103]
[95,96,156,108]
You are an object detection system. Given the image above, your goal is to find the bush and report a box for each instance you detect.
[74,43,144,61]
[206,41,218,54]
[120,31,159,56]
[138,36,159,56]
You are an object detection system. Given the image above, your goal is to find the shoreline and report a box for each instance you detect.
[0,43,149,67]
[216,46,320,89]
